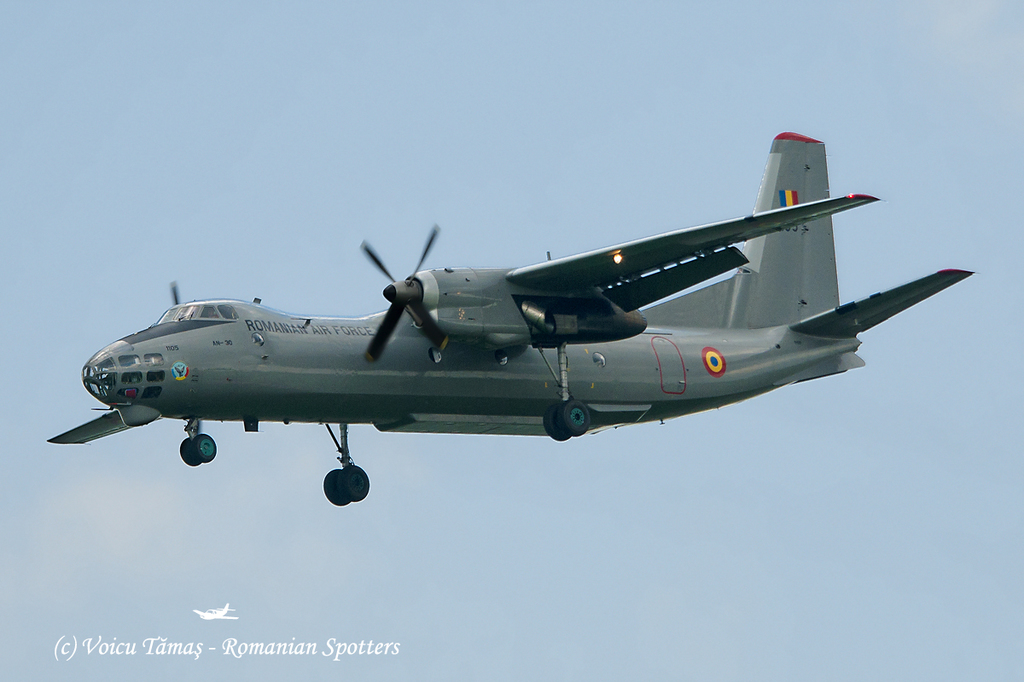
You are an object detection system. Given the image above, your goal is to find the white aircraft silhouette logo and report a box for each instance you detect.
[193,603,238,620]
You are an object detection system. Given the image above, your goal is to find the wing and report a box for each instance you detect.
[48,411,131,444]
[506,194,878,309]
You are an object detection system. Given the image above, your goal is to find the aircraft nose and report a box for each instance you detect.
[81,341,132,404]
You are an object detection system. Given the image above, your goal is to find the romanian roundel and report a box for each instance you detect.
[702,347,726,378]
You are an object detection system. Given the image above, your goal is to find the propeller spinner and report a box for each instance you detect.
[361,226,448,362]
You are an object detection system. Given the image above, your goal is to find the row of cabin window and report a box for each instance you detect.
[118,386,162,400]
[121,370,165,384]
[118,353,164,368]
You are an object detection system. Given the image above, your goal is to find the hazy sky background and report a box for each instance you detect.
[2,2,1022,679]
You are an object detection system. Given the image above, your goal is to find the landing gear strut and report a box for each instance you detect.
[322,424,370,507]
[538,343,592,441]
[180,417,217,467]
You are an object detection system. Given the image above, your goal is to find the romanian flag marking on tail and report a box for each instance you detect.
[779,189,799,207]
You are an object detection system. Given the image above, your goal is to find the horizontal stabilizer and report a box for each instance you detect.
[790,269,973,338]
[48,411,130,444]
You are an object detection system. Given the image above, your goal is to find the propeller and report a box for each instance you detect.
[361,225,448,362]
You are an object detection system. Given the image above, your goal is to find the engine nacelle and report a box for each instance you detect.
[510,295,647,346]
[417,268,533,349]
[416,268,647,350]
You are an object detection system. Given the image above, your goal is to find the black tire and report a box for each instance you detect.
[193,433,217,464]
[179,438,201,467]
[559,399,590,437]
[339,465,370,503]
[543,403,572,441]
[324,469,351,507]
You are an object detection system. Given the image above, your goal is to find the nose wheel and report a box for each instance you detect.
[180,418,217,466]
[323,424,370,507]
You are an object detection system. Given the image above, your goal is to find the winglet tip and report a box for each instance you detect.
[938,268,974,277]
[774,132,823,144]
[846,193,879,202]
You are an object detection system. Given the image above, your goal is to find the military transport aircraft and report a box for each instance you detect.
[50,133,971,507]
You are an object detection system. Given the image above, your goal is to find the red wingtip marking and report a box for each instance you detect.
[846,193,879,201]
[938,268,974,276]
[774,132,823,144]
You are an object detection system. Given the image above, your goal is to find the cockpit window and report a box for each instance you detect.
[144,353,164,366]
[157,303,240,325]
[118,355,141,367]
[121,371,143,384]
[157,307,179,325]
[174,305,201,322]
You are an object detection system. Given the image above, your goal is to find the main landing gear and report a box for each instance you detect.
[180,417,217,467]
[322,424,370,507]
[538,343,592,441]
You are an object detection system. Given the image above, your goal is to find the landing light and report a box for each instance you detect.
[613,253,623,264]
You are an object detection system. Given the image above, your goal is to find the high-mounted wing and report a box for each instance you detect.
[506,194,878,308]
[48,411,130,444]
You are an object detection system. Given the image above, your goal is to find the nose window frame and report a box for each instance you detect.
[83,359,117,398]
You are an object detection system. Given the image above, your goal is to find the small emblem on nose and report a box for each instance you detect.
[172,362,190,380]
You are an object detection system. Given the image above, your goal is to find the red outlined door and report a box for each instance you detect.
[651,336,686,395]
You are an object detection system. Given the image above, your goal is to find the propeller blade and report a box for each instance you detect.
[407,301,449,350]
[170,282,180,305]
[365,302,406,362]
[411,225,440,277]
[361,241,396,282]
[362,226,446,360]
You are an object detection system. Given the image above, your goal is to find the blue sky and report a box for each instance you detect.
[2,2,1022,679]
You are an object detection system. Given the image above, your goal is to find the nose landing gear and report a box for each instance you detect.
[322,424,370,507]
[179,417,217,466]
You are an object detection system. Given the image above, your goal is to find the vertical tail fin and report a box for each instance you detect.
[644,132,840,330]
[730,132,838,327]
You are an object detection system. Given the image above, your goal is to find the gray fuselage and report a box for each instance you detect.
[81,298,859,436]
